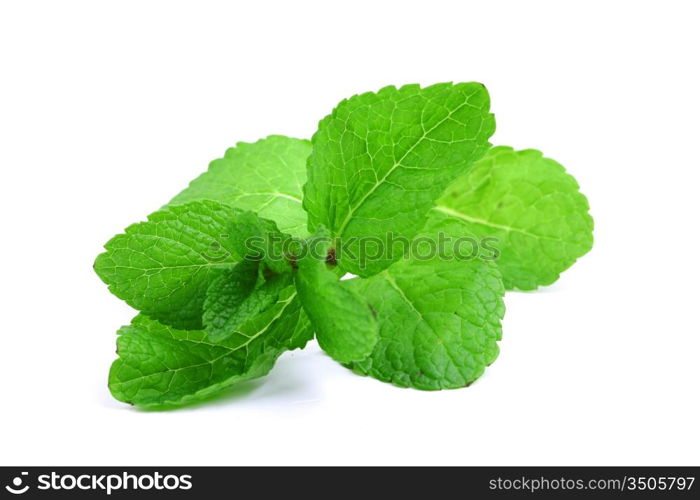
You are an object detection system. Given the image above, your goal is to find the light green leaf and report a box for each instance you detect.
[94,201,240,329]
[203,263,293,343]
[303,82,495,277]
[170,135,311,237]
[435,146,594,290]
[345,214,505,390]
[289,308,314,350]
[294,227,378,363]
[109,290,309,407]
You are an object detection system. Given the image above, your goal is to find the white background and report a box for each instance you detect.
[1,0,698,466]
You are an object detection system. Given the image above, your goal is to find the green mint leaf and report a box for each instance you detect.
[289,308,314,350]
[303,82,495,277]
[294,227,378,363]
[110,290,309,407]
[228,211,297,275]
[435,146,594,290]
[94,201,240,329]
[345,214,505,389]
[201,259,258,340]
[170,135,311,237]
[203,263,293,343]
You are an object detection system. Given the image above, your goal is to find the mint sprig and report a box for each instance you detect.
[95,83,594,407]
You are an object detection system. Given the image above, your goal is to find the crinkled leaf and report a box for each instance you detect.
[228,211,297,275]
[303,82,495,277]
[345,214,505,389]
[435,146,594,290]
[109,290,310,407]
[204,263,293,343]
[294,227,378,363]
[202,259,258,340]
[170,135,311,236]
[94,201,240,329]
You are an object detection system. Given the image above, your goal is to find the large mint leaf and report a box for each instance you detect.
[294,227,378,363]
[303,82,495,277]
[109,291,311,407]
[435,146,594,290]
[345,214,505,389]
[94,201,240,329]
[170,135,311,237]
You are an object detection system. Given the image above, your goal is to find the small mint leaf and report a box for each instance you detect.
[294,227,378,363]
[204,263,293,343]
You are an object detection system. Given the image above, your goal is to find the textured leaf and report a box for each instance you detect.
[303,82,495,277]
[435,146,594,290]
[294,227,378,363]
[170,135,311,237]
[109,290,310,407]
[202,260,258,340]
[94,201,240,329]
[345,214,505,390]
[227,211,297,275]
[203,263,293,343]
